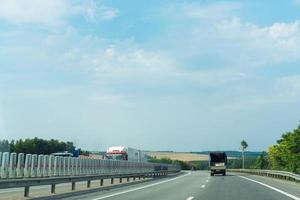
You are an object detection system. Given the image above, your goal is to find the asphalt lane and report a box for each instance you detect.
[63,171,300,200]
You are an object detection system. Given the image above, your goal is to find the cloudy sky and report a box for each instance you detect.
[0,0,300,151]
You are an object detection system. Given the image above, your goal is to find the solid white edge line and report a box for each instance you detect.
[186,196,194,200]
[239,175,300,200]
[91,172,191,200]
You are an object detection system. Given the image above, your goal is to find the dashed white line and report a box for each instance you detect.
[201,185,206,188]
[91,172,191,200]
[239,176,300,200]
[186,196,194,200]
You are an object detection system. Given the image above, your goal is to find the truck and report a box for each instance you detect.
[209,152,227,176]
[105,146,148,162]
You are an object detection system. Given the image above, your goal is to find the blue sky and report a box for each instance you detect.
[1,0,300,151]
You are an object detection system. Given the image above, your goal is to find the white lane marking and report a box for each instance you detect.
[201,185,206,188]
[239,176,300,200]
[206,180,209,182]
[91,172,191,200]
[186,196,194,200]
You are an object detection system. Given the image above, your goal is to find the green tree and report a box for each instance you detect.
[0,140,10,152]
[268,124,300,173]
[10,138,75,155]
[256,151,269,169]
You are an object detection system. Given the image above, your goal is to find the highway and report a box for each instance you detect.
[61,171,300,200]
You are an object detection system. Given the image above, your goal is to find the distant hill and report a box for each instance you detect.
[191,151,262,158]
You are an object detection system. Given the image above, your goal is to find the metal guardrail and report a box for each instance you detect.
[228,169,300,183]
[0,151,181,197]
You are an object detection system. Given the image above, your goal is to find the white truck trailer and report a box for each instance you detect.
[105,146,148,162]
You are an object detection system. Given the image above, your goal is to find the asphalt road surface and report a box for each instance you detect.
[62,171,300,200]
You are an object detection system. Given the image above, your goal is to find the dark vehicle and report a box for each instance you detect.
[209,152,227,176]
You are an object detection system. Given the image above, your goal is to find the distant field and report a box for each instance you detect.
[147,151,209,161]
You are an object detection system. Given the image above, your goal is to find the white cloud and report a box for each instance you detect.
[174,2,241,21]
[0,0,118,26]
[0,0,70,25]
[157,2,300,68]
[215,19,300,64]
[62,40,176,75]
[84,4,118,21]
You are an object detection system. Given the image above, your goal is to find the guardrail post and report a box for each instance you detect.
[111,178,114,184]
[17,153,24,178]
[24,186,30,197]
[1,152,9,178]
[127,177,130,182]
[119,177,122,183]
[51,184,56,194]
[100,179,103,186]
[87,180,91,188]
[133,177,136,181]
[31,154,37,178]
[72,182,76,190]
[9,152,17,178]
[24,154,32,178]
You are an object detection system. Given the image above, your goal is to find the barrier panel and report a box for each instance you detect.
[43,155,49,177]
[31,155,38,178]
[0,151,181,180]
[48,155,54,177]
[24,154,32,178]
[17,153,24,178]
[0,152,2,175]
[9,153,17,178]
[37,155,44,177]
[1,152,9,178]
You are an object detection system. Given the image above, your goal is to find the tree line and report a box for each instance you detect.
[267,124,300,174]
[0,137,75,155]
